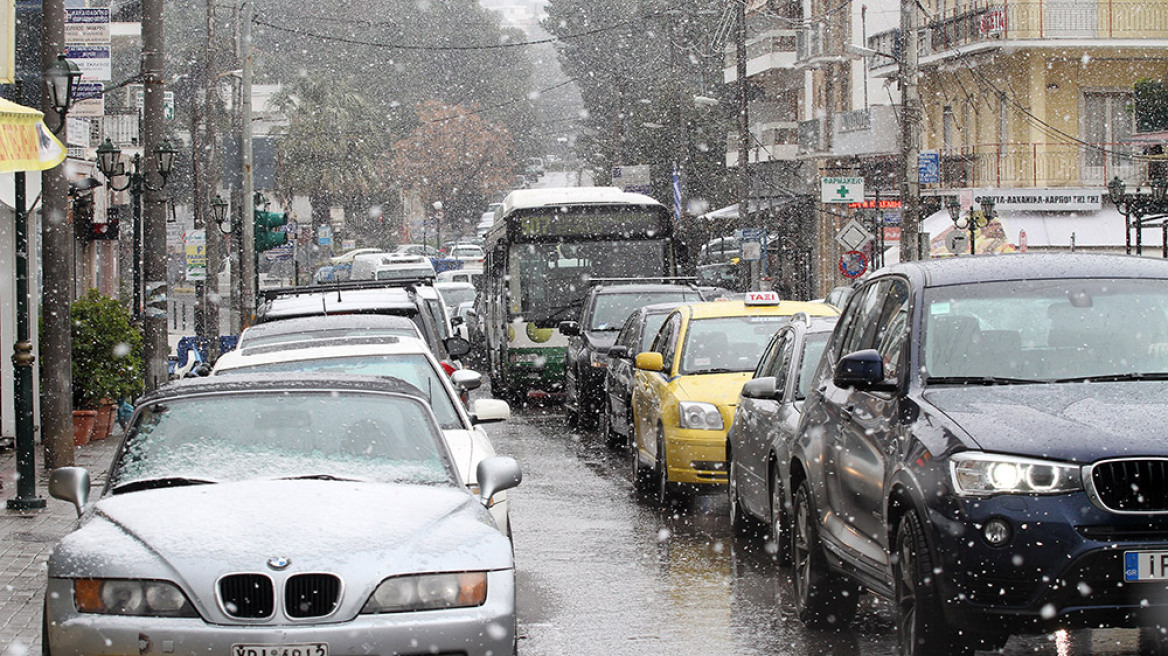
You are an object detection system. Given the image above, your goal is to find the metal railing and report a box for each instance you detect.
[936,141,1143,188]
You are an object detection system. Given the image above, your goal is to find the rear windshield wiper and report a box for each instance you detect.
[1053,372,1168,383]
[925,376,1046,386]
[111,476,217,494]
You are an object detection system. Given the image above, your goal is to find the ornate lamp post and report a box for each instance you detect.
[44,54,82,133]
[1109,176,1168,256]
[95,138,177,320]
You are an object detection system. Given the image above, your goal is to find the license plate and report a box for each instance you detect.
[231,644,327,656]
[1124,551,1168,581]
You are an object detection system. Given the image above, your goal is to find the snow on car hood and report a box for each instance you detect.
[50,480,512,585]
[923,380,1168,462]
[674,372,752,409]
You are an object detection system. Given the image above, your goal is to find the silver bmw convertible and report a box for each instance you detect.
[43,374,522,656]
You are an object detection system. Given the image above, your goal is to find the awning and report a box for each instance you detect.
[0,98,65,173]
[922,207,1156,256]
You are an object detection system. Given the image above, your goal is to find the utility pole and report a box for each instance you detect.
[240,1,256,326]
[898,0,922,261]
[202,0,221,359]
[40,0,74,469]
[735,0,756,290]
[141,0,169,390]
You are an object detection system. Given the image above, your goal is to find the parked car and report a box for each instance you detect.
[787,253,1168,655]
[437,265,484,288]
[44,374,522,656]
[724,312,838,553]
[449,243,485,264]
[630,292,838,504]
[436,280,478,318]
[559,284,704,428]
[235,314,422,350]
[602,301,697,447]
[211,335,513,533]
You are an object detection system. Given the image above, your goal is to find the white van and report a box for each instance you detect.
[350,253,436,281]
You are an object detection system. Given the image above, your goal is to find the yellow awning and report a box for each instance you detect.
[0,98,65,172]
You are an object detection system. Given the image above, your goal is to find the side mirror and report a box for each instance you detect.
[607,345,629,360]
[834,349,896,391]
[635,351,664,372]
[477,456,522,505]
[558,321,580,336]
[444,336,471,359]
[450,315,465,327]
[742,376,780,401]
[450,369,483,392]
[471,398,511,424]
[49,467,91,517]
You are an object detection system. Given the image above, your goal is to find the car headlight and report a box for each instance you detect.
[73,579,196,616]
[678,401,723,430]
[362,572,488,614]
[950,452,1083,496]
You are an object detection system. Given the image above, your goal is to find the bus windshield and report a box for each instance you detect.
[511,239,668,325]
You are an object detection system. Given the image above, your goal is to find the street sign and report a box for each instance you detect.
[740,227,763,261]
[835,218,873,251]
[946,230,969,255]
[918,151,940,184]
[135,89,175,120]
[316,225,332,246]
[821,177,864,204]
[184,230,206,281]
[65,8,110,44]
[839,251,868,279]
[66,45,110,81]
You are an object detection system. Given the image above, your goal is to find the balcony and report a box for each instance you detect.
[935,141,1141,188]
[798,118,827,155]
[868,1,1168,72]
[796,19,849,69]
[724,29,799,83]
[832,106,900,157]
[724,121,800,167]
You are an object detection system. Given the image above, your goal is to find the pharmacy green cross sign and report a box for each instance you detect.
[820,176,864,204]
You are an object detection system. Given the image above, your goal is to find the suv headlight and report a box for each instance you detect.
[678,401,723,430]
[362,572,487,614]
[73,579,196,616]
[950,452,1083,496]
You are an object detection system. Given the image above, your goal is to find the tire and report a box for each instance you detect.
[655,428,682,506]
[602,402,622,449]
[792,480,859,629]
[631,425,653,496]
[728,455,760,537]
[895,510,973,656]
[770,468,792,566]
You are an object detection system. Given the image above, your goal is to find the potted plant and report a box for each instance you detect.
[71,289,143,442]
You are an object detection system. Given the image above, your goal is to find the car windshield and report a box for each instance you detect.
[214,354,463,429]
[923,278,1168,382]
[590,292,699,331]
[681,316,786,374]
[110,391,455,489]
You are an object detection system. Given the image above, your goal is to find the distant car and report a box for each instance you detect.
[788,253,1168,655]
[435,281,478,317]
[235,314,423,350]
[351,252,437,282]
[602,302,696,447]
[212,336,513,533]
[393,243,441,258]
[724,313,838,554]
[559,284,704,429]
[449,244,485,264]
[437,266,483,288]
[630,293,838,504]
[44,374,522,656]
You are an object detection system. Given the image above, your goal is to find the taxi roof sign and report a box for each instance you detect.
[744,290,781,306]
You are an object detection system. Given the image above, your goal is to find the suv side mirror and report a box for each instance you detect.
[558,321,580,336]
[742,376,781,401]
[49,467,91,517]
[635,352,664,372]
[444,336,472,359]
[834,349,896,391]
[607,345,629,360]
[471,398,511,424]
[451,369,483,392]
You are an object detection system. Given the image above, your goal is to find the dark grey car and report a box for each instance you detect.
[725,313,837,558]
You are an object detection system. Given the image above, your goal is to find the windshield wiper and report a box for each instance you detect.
[925,375,1046,386]
[543,300,583,323]
[111,476,217,494]
[1053,372,1168,383]
[278,474,365,482]
[688,367,741,375]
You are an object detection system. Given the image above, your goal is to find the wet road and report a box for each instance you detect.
[492,402,1143,656]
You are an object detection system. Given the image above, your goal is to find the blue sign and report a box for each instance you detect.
[918,152,940,184]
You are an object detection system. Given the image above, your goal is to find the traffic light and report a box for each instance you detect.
[89,204,121,240]
[254,207,288,252]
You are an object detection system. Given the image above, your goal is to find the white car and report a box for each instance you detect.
[212,335,514,535]
[448,243,484,264]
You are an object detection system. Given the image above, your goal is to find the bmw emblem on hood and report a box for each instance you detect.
[267,556,291,571]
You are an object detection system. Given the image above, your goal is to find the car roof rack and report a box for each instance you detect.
[260,277,434,302]
[587,276,700,288]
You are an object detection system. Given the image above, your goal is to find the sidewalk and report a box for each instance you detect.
[0,433,121,656]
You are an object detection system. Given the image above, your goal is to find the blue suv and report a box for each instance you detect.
[789,254,1168,655]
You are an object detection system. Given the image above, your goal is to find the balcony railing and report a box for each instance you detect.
[724,30,799,82]
[796,19,849,66]
[936,141,1141,188]
[869,1,1168,68]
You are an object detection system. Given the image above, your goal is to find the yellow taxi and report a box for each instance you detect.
[630,291,838,502]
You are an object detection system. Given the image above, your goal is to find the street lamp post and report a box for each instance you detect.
[95,138,177,320]
[1109,176,1168,257]
[946,196,995,255]
[44,54,81,134]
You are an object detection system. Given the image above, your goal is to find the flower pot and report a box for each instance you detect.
[72,409,97,447]
[92,401,116,440]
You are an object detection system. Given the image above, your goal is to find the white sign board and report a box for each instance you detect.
[184,230,207,281]
[65,8,110,44]
[969,188,1102,212]
[71,82,104,118]
[835,218,874,251]
[66,45,111,81]
[135,89,176,120]
[821,177,865,204]
[1,0,13,84]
